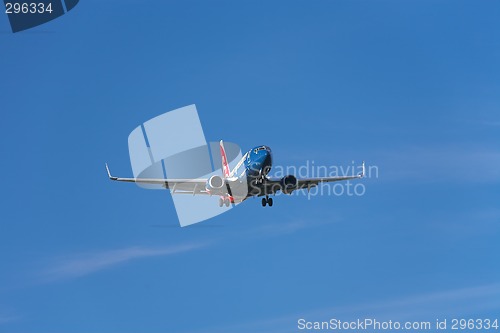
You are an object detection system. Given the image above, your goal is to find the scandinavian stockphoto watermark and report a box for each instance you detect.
[271,161,378,198]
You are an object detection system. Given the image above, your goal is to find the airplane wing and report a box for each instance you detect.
[262,162,365,195]
[296,173,363,189]
[105,164,210,195]
[298,161,365,188]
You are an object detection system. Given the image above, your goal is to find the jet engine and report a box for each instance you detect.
[280,175,298,194]
[206,175,225,193]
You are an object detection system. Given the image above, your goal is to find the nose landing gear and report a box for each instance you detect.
[261,196,273,207]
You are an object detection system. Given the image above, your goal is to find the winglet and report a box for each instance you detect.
[105,163,118,180]
[359,161,365,178]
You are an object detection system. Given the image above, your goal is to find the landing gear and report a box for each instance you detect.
[220,197,231,207]
[261,196,273,207]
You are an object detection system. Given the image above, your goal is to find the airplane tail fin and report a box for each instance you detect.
[219,140,230,178]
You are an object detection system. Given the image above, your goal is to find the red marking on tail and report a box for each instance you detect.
[219,140,230,178]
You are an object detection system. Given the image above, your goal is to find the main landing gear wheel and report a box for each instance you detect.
[219,198,231,207]
[261,196,274,207]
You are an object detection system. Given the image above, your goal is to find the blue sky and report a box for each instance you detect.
[1,1,499,332]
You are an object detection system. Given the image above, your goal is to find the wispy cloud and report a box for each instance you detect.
[189,282,500,333]
[0,313,18,325]
[41,243,207,282]
[430,208,500,238]
[480,120,500,127]
[39,216,326,284]
[376,146,500,183]
[320,283,500,320]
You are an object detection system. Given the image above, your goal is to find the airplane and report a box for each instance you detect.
[106,141,364,207]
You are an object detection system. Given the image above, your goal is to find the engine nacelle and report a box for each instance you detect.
[206,175,225,193]
[280,175,298,194]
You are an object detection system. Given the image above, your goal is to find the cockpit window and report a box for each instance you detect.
[254,146,266,153]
